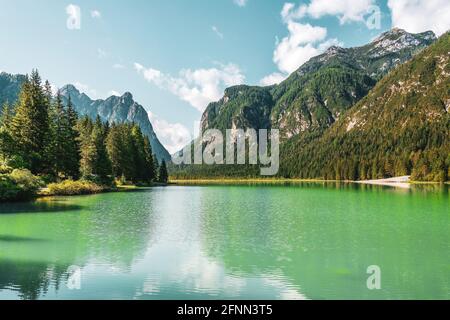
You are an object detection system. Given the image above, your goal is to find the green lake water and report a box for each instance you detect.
[0,183,448,300]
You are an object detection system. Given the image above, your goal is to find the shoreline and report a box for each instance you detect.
[171,177,448,187]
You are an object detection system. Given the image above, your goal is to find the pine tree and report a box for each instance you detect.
[130,124,147,182]
[106,123,123,179]
[158,159,168,183]
[64,96,80,179]
[0,102,13,128]
[52,91,67,177]
[91,116,112,184]
[78,116,96,179]
[10,70,50,174]
[0,102,15,160]
[143,136,156,182]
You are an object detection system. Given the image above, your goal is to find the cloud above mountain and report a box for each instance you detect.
[284,0,376,24]
[388,0,450,36]
[147,112,192,154]
[134,62,245,112]
[261,2,343,85]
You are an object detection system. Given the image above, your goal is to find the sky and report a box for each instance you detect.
[0,0,449,153]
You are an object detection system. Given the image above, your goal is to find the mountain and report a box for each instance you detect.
[281,31,450,182]
[0,72,27,107]
[59,85,170,161]
[200,29,436,139]
[0,74,170,162]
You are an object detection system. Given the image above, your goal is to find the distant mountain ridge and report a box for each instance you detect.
[59,85,170,161]
[0,74,170,162]
[201,29,436,139]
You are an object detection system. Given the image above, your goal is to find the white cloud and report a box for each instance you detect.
[260,3,343,83]
[282,0,376,25]
[260,72,287,86]
[113,63,125,69]
[388,0,450,36]
[148,112,192,154]
[134,62,245,112]
[212,26,224,39]
[66,4,81,30]
[307,0,375,24]
[90,10,102,19]
[234,0,248,7]
[274,21,328,74]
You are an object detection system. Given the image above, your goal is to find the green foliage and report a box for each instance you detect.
[47,180,104,196]
[0,169,43,201]
[9,70,51,174]
[158,160,169,183]
[106,122,157,183]
[0,69,158,199]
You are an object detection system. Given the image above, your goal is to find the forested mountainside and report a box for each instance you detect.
[0,74,170,162]
[172,30,449,182]
[281,32,450,182]
[201,29,436,139]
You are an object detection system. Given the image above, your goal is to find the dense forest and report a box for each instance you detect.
[280,32,450,182]
[0,70,168,201]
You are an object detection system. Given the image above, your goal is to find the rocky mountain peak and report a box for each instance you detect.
[121,92,134,104]
[60,84,80,95]
[369,28,436,57]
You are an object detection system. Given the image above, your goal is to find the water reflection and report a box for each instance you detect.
[0,184,448,299]
[199,183,449,299]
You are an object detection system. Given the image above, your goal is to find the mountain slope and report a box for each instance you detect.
[0,72,27,108]
[200,29,436,139]
[281,32,450,182]
[59,85,170,161]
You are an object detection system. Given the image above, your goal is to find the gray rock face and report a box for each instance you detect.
[59,85,170,162]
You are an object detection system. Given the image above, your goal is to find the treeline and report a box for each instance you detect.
[280,123,450,182]
[0,70,168,191]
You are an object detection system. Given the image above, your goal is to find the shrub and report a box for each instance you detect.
[0,164,12,174]
[0,169,43,202]
[47,180,104,196]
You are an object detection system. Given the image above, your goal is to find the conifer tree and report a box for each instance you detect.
[10,70,50,173]
[130,124,147,182]
[91,116,112,183]
[158,159,168,183]
[0,102,15,160]
[78,116,96,179]
[64,96,80,179]
[52,91,67,177]
[143,136,156,182]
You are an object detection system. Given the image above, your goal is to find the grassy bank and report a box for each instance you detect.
[41,181,167,197]
[43,180,106,196]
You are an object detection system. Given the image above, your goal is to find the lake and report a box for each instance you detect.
[0,183,448,300]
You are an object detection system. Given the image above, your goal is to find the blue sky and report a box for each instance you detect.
[0,0,449,152]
